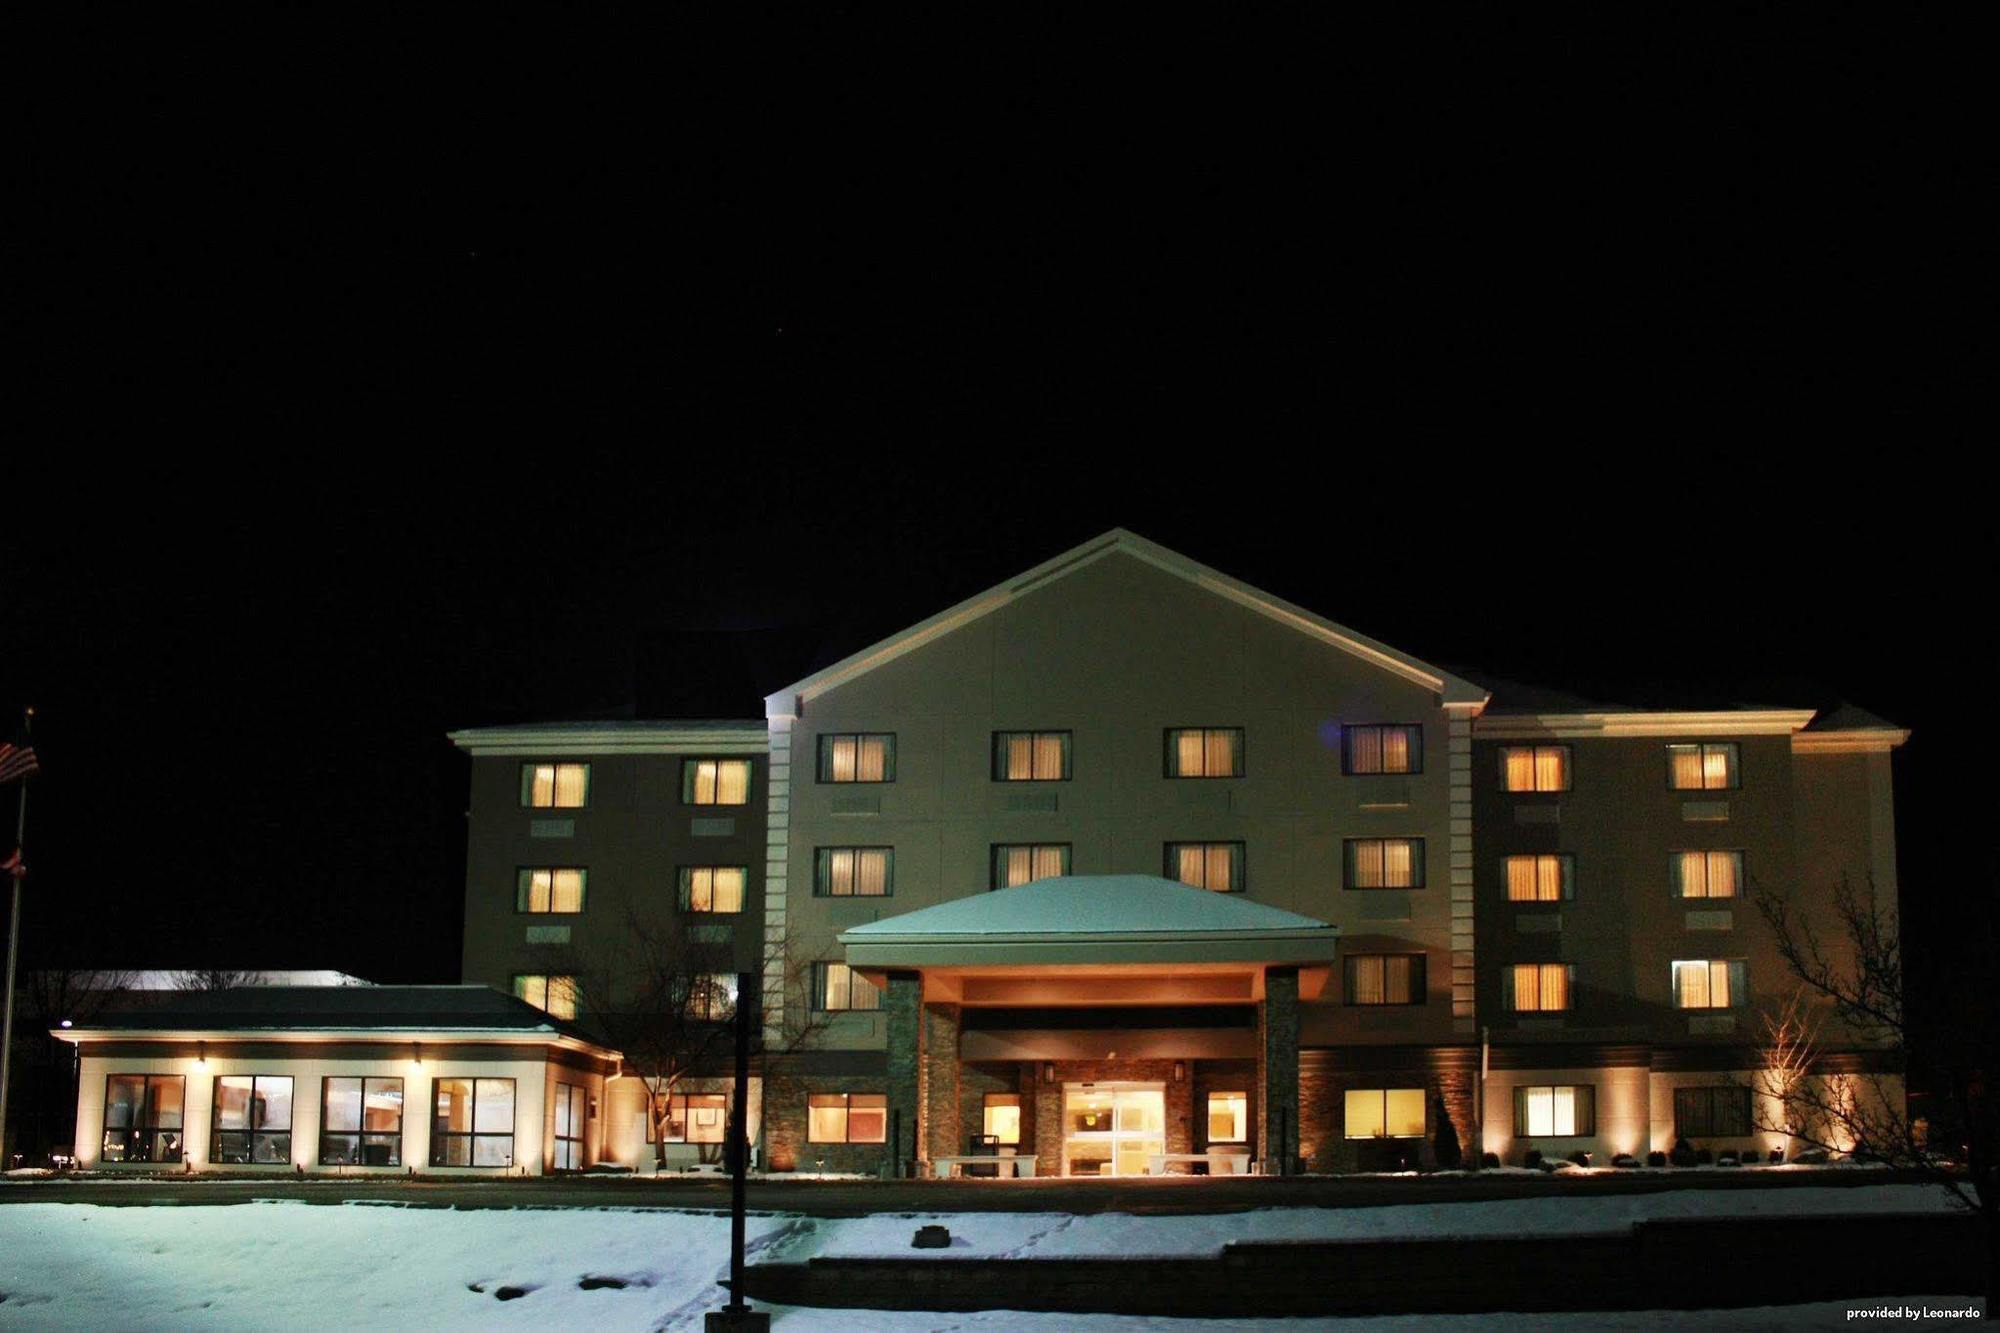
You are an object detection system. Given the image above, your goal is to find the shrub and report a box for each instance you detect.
[1523,1148,1543,1170]
[1611,1153,1640,1169]
[1740,1149,1761,1165]
[1481,1151,1501,1169]
[1716,1151,1739,1167]
[1569,1150,1592,1167]
[1646,1150,1667,1168]
[1432,1101,1463,1170]
[1668,1138,1697,1168]
[1768,1147,1784,1164]
[1695,1148,1714,1165]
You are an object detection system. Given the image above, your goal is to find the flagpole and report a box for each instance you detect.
[0,707,32,1171]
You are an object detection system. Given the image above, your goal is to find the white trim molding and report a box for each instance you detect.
[1791,728,1911,754]
[1472,710,1818,740]
[448,725,768,757]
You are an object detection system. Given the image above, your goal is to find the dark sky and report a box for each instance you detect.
[5,12,1984,986]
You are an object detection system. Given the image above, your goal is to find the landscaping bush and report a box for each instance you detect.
[1611,1153,1639,1169]
[1695,1147,1714,1165]
[1768,1147,1784,1164]
[1740,1149,1761,1165]
[1716,1151,1739,1167]
[1523,1148,1543,1170]
[1481,1151,1500,1169]
[1568,1150,1592,1167]
[1793,1147,1829,1165]
[1647,1150,1667,1168]
[1668,1138,1697,1168]
[1431,1100,1463,1170]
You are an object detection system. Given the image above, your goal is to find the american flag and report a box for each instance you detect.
[0,743,37,784]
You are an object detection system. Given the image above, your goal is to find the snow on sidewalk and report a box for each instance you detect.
[0,1185,1971,1330]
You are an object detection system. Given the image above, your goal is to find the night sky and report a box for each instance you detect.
[6,13,1983,998]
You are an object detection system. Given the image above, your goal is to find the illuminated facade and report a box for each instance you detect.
[451,530,1908,1175]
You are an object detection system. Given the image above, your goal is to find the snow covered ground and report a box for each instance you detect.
[0,1186,1977,1330]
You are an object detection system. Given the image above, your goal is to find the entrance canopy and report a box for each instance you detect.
[839,875,1338,1004]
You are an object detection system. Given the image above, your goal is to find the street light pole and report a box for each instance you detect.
[707,969,768,1331]
[0,708,34,1172]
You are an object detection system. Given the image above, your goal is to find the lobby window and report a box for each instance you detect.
[319,1076,403,1166]
[983,1093,1022,1145]
[1668,742,1739,790]
[679,865,747,914]
[993,731,1072,781]
[430,1077,515,1168]
[1166,841,1244,893]
[686,974,737,1022]
[650,1092,728,1144]
[101,1074,185,1163]
[1673,851,1743,899]
[516,867,586,914]
[1207,1091,1248,1143]
[514,973,579,1020]
[1674,1085,1752,1137]
[1508,962,1573,1013]
[814,846,893,897]
[1166,727,1243,778]
[1345,1088,1425,1139]
[1345,953,1426,1006]
[682,758,752,806]
[1505,854,1574,903]
[210,1075,293,1164]
[992,843,1071,889]
[1500,746,1570,793]
[808,1092,888,1143]
[818,733,896,783]
[1345,838,1425,889]
[812,962,881,1012]
[521,762,589,809]
[1513,1085,1596,1137]
[1343,724,1422,775]
[1673,959,1746,1010]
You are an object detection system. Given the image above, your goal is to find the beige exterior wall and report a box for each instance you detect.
[597,1074,764,1171]
[73,1044,588,1174]
[774,552,1460,1051]
[1479,1063,1651,1163]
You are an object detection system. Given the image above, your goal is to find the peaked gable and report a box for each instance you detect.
[764,528,1489,717]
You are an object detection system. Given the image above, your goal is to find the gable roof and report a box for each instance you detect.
[764,529,1489,717]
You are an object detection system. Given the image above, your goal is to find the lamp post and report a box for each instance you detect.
[707,970,768,1331]
[0,708,34,1172]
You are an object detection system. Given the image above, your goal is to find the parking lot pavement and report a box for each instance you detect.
[0,1165,1921,1215]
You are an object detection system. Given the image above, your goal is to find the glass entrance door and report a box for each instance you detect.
[553,1084,585,1171]
[1061,1083,1165,1177]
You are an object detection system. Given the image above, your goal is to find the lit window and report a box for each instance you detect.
[1345,953,1426,1005]
[1514,1085,1595,1137]
[516,867,586,914]
[686,974,736,1022]
[521,763,589,809]
[812,962,881,1012]
[1165,727,1243,778]
[101,1074,185,1164]
[1500,746,1570,793]
[983,1093,1022,1145]
[1504,855,1573,903]
[1668,743,1739,790]
[679,866,747,913]
[1509,963,1571,1013]
[1344,725,1422,775]
[1206,1091,1248,1143]
[818,734,896,783]
[808,1092,887,1143]
[1345,838,1425,889]
[649,1091,728,1144]
[1344,1088,1425,1139]
[1672,959,1745,1010]
[211,1075,293,1164]
[1673,851,1742,899]
[1674,1085,1751,1137]
[992,843,1070,888]
[993,731,1072,781]
[319,1076,403,1166]
[682,759,753,806]
[513,974,578,1020]
[1166,841,1244,892]
[815,847,893,897]
[430,1077,514,1168]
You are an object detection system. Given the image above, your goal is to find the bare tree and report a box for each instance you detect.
[548,904,836,1170]
[1751,872,1998,1294]
[172,969,268,991]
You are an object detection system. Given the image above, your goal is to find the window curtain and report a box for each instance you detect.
[1707,852,1740,898]
[552,764,587,807]
[1350,955,1385,1004]
[1205,844,1236,891]
[1534,747,1565,791]
[1350,728,1383,773]
[1005,734,1034,780]
[1176,730,1207,776]
[1704,746,1735,788]
[1380,727,1411,773]
[1670,746,1706,789]
[715,761,749,804]
[1034,733,1065,779]
[1382,954,1412,1002]
[856,849,889,895]
[1503,748,1536,791]
[856,737,888,781]
[528,764,556,807]
[550,869,583,912]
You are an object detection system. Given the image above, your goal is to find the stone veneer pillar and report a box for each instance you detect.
[1260,966,1300,1174]
[921,1001,963,1164]
[884,971,922,1177]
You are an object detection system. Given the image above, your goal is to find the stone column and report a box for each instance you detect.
[1260,966,1301,1174]
[884,971,922,1178]
[921,1000,963,1165]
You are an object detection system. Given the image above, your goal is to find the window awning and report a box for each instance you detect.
[838,875,1339,971]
